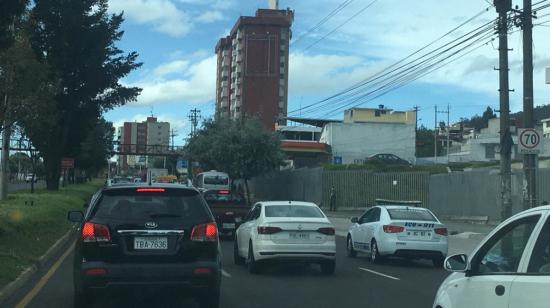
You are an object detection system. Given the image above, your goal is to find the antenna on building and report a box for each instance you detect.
[150,107,154,117]
[268,0,279,9]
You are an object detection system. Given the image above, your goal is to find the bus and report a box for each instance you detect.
[194,170,230,191]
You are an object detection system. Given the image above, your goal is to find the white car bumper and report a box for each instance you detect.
[253,239,336,262]
[377,236,448,259]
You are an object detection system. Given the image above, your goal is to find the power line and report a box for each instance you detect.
[291,0,354,47]
[302,0,379,52]
[290,5,494,115]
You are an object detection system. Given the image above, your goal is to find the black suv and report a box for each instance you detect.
[67,184,221,308]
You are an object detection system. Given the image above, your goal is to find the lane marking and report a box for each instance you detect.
[221,270,232,278]
[16,242,75,308]
[359,267,400,281]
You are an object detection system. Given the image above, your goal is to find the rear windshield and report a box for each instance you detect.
[93,188,210,220]
[204,176,228,185]
[203,191,244,204]
[387,208,436,221]
[265,205,324,218]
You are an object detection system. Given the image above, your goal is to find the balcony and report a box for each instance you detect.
[220,98,228,108]
[221,70,229,78]
[236,30,243,40]
[236,65,242,73]
[220,80,228,88]
[220,87,228,97]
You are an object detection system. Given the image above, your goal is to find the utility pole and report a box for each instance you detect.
[170,129,178,148]
[436,105,451,163]
[188,109,201,138]
[495,0,513,221]
[522,0,537,209]
[434,105,438,163]
[414,106,419,161]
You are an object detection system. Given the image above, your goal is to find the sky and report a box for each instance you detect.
[104,0,550,145]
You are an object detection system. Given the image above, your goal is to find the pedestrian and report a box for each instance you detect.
[329,186,336,212]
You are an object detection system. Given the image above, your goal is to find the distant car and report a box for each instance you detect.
[67,184,221,308]
[203,189,250,237]
[347,205,448,267]
[25,174,37,183]
[367,153,411,166]
[433,205,550,308]
[234,201,336,275]
[105,177,133,186]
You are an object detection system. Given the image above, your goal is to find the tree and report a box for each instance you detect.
[75,117,114,178]
[461,106,497,132]
[28,0,142,190]
[0,0,27,48]
[187,118,285,203]
[416,125,443,158]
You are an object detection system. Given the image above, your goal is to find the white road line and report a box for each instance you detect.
[222,270,232,278]
[359,267,400,281]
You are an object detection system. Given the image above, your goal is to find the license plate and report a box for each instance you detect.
[407,230,431,238]
[222,223,236,229]
[134,237,168,250]
[289,232,310,240]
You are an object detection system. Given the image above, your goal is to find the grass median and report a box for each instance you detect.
[0,180,103,289]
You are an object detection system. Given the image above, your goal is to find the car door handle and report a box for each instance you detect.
[495,285,505,296]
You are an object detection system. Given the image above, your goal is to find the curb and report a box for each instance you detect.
[0,226,76,305]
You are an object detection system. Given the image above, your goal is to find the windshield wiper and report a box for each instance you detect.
[149,213,181,218]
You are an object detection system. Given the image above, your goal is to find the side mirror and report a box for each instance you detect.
[351,217,359,223]
[67,211,84,223]
[444,254,470,272]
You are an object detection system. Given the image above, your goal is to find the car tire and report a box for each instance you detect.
[369,240,383,264]
[247,241,260,274]
[198,290,220,308]
[234,238,245,266]
[346,235,357,258]
[432,256,445,268]
[320,260,336,275]
[73,290,93,308]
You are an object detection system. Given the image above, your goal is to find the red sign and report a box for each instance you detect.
[61,158,75,169]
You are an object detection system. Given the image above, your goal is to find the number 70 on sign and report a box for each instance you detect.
[518,129,542,154]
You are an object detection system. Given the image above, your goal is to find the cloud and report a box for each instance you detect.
[127,55,217,106]
[196,11,225,23]
[109,0,191,37]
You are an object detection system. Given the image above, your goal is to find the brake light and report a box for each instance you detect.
[82,222,111,242]
[193,267,212,275]
[434,227,448,236]
[383,225,405,233]
[136,188,165,192]
[191,223,218,242]
[257,226,282,234]
[218,190,230,195]
[317,227,335,235]
[85,268,107,276]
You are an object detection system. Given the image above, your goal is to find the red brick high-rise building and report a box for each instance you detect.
[215,7,294,130]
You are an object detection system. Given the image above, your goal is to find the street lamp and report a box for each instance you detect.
[546,67,550,84]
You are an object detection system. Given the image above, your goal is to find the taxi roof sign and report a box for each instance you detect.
[375,199,422,206]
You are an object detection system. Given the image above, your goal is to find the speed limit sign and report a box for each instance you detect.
[518,128,542,154]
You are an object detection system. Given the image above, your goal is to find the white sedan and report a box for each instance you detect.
[433,205,550,308]
[234,201,336,274]
[347,205,448,267]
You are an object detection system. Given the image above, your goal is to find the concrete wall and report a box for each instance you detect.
[320,122,415,164]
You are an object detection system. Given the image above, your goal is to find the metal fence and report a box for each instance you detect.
[322,171,430,210]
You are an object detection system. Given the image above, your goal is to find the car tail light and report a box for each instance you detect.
[434,227,448,236]
[85,268,107,276]
[317,227,335,235]
[136,188,165,192]
[191,223,218,242]
[257,226,282,234]
[218,190,230,195]
[193,267,212,275]
[383,225,405,233]
[82,222,111,242]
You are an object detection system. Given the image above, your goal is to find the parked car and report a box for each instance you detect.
[67,184,221,308]
[433,205,550,308]
[367,153,412,166]
[202,189,250,237]
[25,174,37,183]
[347,205,448,267]
[234,201,336,275]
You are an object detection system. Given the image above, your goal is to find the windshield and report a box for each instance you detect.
[265,205,324,218]
[8,0,549,307]
[387,208,437,222]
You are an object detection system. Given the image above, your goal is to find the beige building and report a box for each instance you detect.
[343,106,416,125]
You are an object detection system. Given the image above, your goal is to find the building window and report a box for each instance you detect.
[375,110,381,117]
[485,145,495,159]
[280,73,284,79]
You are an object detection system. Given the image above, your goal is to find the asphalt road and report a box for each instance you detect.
[5,236,450,308]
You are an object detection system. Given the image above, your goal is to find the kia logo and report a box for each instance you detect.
[145,221,158,229]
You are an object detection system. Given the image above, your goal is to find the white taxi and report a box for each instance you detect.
[433,205,550,308]
[346,205,448,266]
[234,201,336,275]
